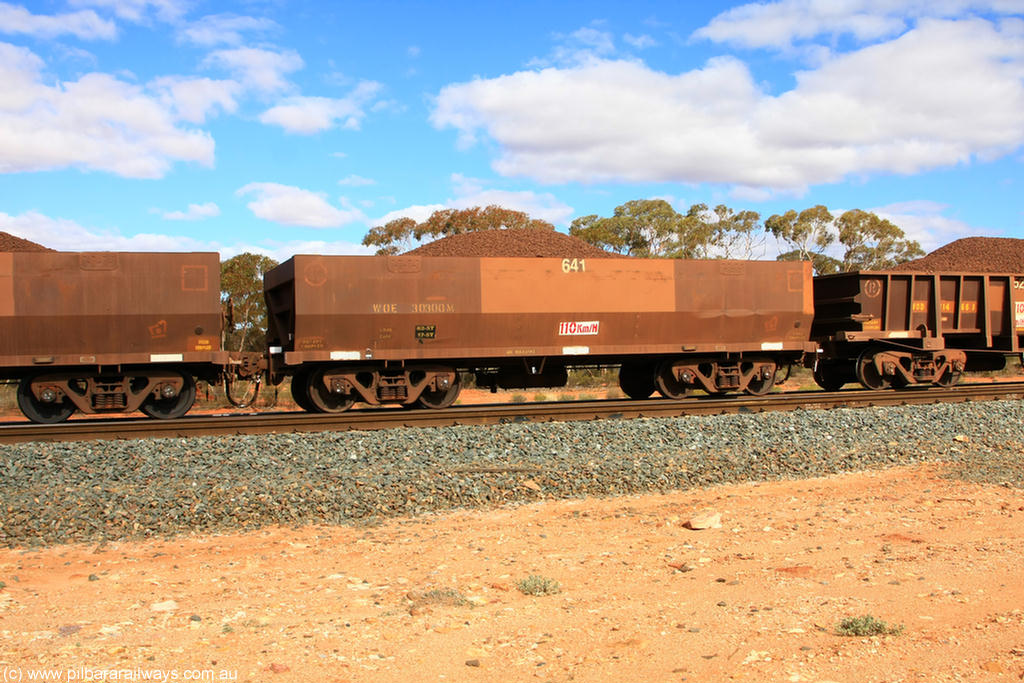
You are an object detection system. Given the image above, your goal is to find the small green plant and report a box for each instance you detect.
[417,588,468,607]
[577,392,596,401]
[517,575,561,596]
[836,615,904,637]
[532,393,548,402]
[510,393,527,403]
[556,392,575,401]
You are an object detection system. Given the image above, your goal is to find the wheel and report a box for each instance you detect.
[418,372,461,409]
[619,362,656,399]
[289,369,318,412]
[140,372,197,419]
[813,361,848,392]
[17,376,75,424]
[306,367,355,413]
[855,351,890,390]
[745,363,776,396]
[654,362,690,400]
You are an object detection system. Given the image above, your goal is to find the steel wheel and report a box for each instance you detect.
[654,362,690,400]
[17,376,75,424]
[418,372,461,409]
[306,367,355,413]
[813,361,847,392]
[855,350,891,390]
[745,364,777,396]
[619,362,656,400]
[289,369,318,412]
[140,372,197,419]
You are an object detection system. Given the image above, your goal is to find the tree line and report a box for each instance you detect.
[221,199,925,351]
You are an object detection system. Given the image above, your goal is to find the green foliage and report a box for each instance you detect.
[221,253,279,352]
[362,205,555,255]
[510,393,527,403]
[0,382,15,412]
[836,615,904,637]
[777,248,842,275]
[570,199,692,257]
[567,368,618,388]
[708,204,765,259]
[836,209,924,271]
[517,575,561,596]
[765,205,836,271]
[532,393,549,402]
[769,205,922,274]
[570,199,764,259]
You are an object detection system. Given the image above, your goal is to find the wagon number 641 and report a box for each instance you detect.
[561,258,586,273]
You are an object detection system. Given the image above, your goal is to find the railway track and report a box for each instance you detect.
[1,382,1023,445]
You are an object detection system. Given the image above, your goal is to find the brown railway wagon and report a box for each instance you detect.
[265,255,816,411]
[811,271,1024,390]
[0,251,228,423]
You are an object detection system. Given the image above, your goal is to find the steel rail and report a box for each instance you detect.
[2,382,1023,445]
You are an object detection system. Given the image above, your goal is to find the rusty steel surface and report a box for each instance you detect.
[813,270,1024,352]
[266,255,816,367]
[2,382,1023,445]
[0,252,226,373]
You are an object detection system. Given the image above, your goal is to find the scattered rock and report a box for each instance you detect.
[0,232,52,252]
[2,400,1023,548]
[266,663,290,674]
[150,600,178,612]
[894,237,1024,273]
[685,511,722,530]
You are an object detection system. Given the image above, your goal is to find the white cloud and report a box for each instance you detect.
[223,239,372,263]
[178,13,277,46]
[693,0,1024,50]
[623,33,657,49]
[150,76,240,123]
[432,18,1024,192]
[0,42,214,178]
[374,203,446,226]
[374,173,573,227]
[203,47,303,94]
[236,182,366,228]
[161,201,220,221]
[871,201,989,251]
[0,2,116,40]
[259,81,382,134]
[68,0,188,24]
[337,174,375,186]
[531,25,617,67]
[0,210,211,251]
[0,210,370,261]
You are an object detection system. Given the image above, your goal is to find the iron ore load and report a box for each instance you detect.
[263,256,816,411]
[2,231,1024,424]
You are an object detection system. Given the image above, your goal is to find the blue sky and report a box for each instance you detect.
[1,0,1023,261]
